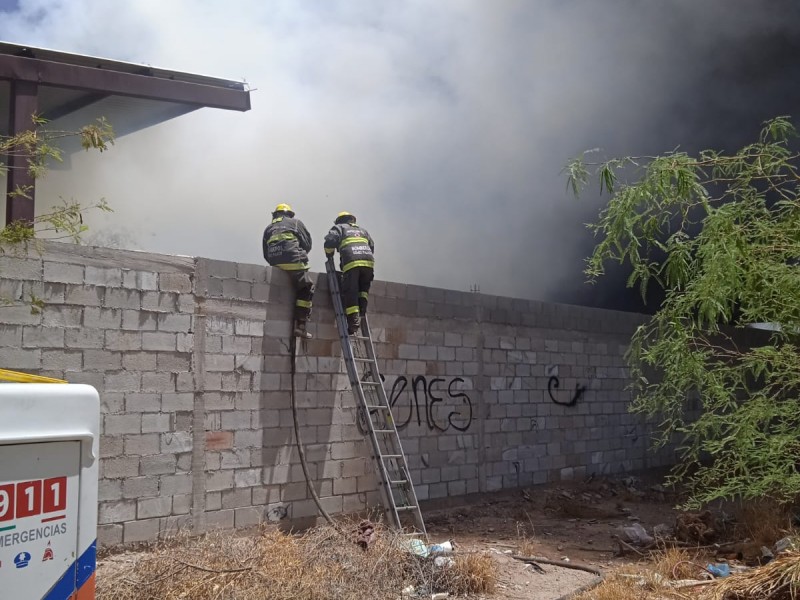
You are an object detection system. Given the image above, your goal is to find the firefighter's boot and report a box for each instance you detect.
[294,320,312,339]
[346,314,360,336]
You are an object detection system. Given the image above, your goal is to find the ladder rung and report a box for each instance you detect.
[373,429,395,433]
[390,479,409,485]
[395,505,418,511]
[351,335,369,340]
[381,454,403,459]
[360,381,381,386]
[353,357,373,362]
[365,405,390,410]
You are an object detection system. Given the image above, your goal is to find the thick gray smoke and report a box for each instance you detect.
[2,1,800,310]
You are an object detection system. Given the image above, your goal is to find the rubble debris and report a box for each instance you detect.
[775,536,800,554]
[653,523,673,539]
[675,510,717,543]
[622,522,655,547]
[355,519,376,550]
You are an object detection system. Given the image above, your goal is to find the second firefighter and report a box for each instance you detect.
[324,212,375,335]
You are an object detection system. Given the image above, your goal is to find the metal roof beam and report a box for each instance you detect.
[0,54,251,112]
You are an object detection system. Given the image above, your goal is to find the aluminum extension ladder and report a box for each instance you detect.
[325,259,427,537]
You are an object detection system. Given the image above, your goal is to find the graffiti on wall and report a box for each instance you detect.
[547,376,586,407]
[360,375,474,432]
[545,365,587,407]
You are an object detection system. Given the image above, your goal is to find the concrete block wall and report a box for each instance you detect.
[0,242,673,546]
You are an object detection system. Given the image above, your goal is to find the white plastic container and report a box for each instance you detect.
[0,382,99,599]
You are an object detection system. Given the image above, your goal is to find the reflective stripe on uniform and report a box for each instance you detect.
[295,299,312,308]
[342,260,374,272]
[325,247,335,255]
[359,291,369,299]
[267,232,297,244]
[339,236,369,249]
[276,262,309,271]
[345,305,360,315]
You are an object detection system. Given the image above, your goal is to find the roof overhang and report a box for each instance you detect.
[1,41,251,223]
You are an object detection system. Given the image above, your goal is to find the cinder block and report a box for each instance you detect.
[207,470,234,492]
[99,500,136,524]
[0,256,41,280]
[159,273,193,293]
[140,454,177,475]
[170,495,192,516]
[83,349,122,371]
[234,506,263,528]
[162,392,193,411]
[142,414,171,433]
[105,414,142,435]
[85,266,122,287]
[44,261,83,284]
[40,282,65,303]
[105,330,142,351]
[65,328,104,349]
[157,352,191,372]
[161,432,193,453]
[42,305,82,327]
[160,474,192,496]
[83,307,121,329]
[41,349,81,371]
[234,468,262,488]
[142,332,177,351]
[205,509,235,530]
[222,488,253,509]
[101,457,139,479]
[223,279,251,299]
[64,285,103,306]
[205,259,237,279]
[100,434,123,458]
[206,353,235,371]
[123,476,159,498]
[21,326,64,348]
[122,310,157,331]
[98,479,122,502]
[142,372,175,393]
[97,524,123,548]
[141,291,177,313]
[122,270,158,291]
[105,371,141,392]
[122,352,156,371]
[158,313,192,333]
[0,324,22,346]
[124,518,160,543]
[176,333,194,353]
[124,434,160,456]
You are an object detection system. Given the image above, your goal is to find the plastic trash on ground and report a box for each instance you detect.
[706,563,731,578]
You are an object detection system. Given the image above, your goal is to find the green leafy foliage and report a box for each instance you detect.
[1,116,115,313]
[568,116,800,506]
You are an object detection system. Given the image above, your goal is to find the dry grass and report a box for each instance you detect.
[733,499,793,548]
[573,571,686,600]
[698,551,800,600]
[652,546,709,580]
[96,523,495,600]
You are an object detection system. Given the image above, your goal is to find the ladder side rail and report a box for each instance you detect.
[361,315,427,536]
[325,261,403,529]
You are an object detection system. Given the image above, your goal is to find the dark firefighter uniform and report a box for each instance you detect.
[262,203,314,338]
[324,212,374,335]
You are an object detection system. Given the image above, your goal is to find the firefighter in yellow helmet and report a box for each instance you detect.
[262,203,314,338]
[324,211,374,335]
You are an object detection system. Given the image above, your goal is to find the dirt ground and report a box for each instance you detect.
[422,468,680,599]
[96,469,682,599]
